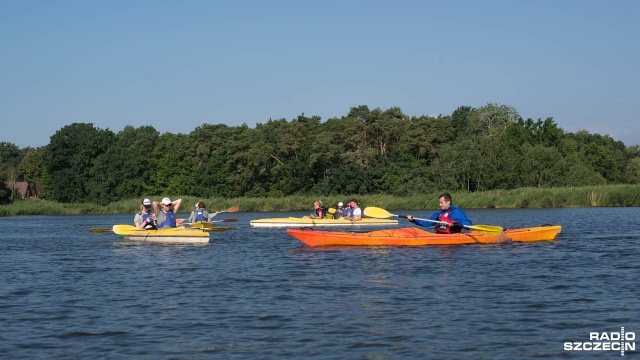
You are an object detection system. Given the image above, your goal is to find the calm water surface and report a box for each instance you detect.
[1,208,639,359]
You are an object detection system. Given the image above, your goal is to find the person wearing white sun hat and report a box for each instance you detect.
[334,201,348,220]
[152,197,183,228]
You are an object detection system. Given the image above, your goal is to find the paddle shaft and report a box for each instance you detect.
[401,215,449,226]
[363,206,502,234]
[404,215,503,233]
[182,218,237,225]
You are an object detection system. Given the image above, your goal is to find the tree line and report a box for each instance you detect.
[1,103,639,205]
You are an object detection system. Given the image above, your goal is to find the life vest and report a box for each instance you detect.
[435,210,459,234]
[141,212,153,222]
[158,210,177,228]
[334,207,347,219]
[346,208,354,218]
[194,209,207,222]
[141,212,156,229]
[314,207,326,219]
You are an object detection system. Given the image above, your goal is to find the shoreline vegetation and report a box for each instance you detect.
[1,185,638,217]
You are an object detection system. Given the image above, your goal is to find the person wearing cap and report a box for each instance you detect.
[134,198,156,229]
[333,201,348,220]
[188,202,220,223]
[152,197,183,228]
[346,199,362,221]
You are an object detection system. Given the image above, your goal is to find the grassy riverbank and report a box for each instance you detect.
[1,184,639,216]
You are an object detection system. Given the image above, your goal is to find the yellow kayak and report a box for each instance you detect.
[112,225,210,244]
[250,217,398,228]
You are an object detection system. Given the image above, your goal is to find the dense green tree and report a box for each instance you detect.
[431,139,479,191]
[623,157,640,184]
[505,117,565,149]
[517,144,567,187]
[44,123,116,203]
[450,105,473,136]
[6,103,639,203]
[0,142,22,176]
[467,103,519,140]
[17,148,44,185]
[152,132,191,196]
[570,131,624,183]
[0,160,11,204]
[88,126,160,204]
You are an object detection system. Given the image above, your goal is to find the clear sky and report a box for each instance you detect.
[2,0,639,149]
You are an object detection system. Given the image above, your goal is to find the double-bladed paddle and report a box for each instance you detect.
[218,205,240,213]
[90,225,187,233]
[178,218,238,225]
[177,205,240,224]
[363,206,503,235]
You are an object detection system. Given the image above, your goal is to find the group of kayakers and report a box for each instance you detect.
[134,197,181,230]
[135,197,223,230]
[304,193,471,233]
[134,192,472,234]
[303,199,363,221]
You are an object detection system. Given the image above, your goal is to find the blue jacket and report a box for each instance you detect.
[412,205,472,228]
[194,209,208,222]
[158,210,177,228]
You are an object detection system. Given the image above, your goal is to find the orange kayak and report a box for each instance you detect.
[286,225,562,247]
[505,225,561,242]
[286,227,509,246]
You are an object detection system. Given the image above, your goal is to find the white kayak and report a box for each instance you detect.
[249,217,398,228]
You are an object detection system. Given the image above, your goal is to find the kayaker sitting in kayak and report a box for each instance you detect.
[153,197,183,228]
[406,193,471,234]
[188,202,220,223]
[347,199,362,221]
[333,202,348,219]
[134,198,156,229]
[304,200,327,219]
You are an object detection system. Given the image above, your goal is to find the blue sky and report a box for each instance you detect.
[2,0,639,149]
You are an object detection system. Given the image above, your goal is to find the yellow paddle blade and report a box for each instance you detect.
[189,222,214,230]
[466,224,503,234]
[362,206,395,218]
[328,208,336,214]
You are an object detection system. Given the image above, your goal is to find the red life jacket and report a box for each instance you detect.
[435,210,458,234]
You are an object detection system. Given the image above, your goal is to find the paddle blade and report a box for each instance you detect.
[189,222,214,230]
[222,205,240,213]
[363,206,395,219]
[90,228,112,233]
[219,218,238,223]
[467,224,503,235]
[176,218,186,225]
[328,208,336,214]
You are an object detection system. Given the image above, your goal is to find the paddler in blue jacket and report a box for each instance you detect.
[188,201,220,223]
[407,193,471,234]
[153,197,183,228]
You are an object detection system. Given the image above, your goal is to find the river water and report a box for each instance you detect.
[1,208,638,359]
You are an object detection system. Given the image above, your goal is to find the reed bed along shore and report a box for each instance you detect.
[1,184,639,217]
